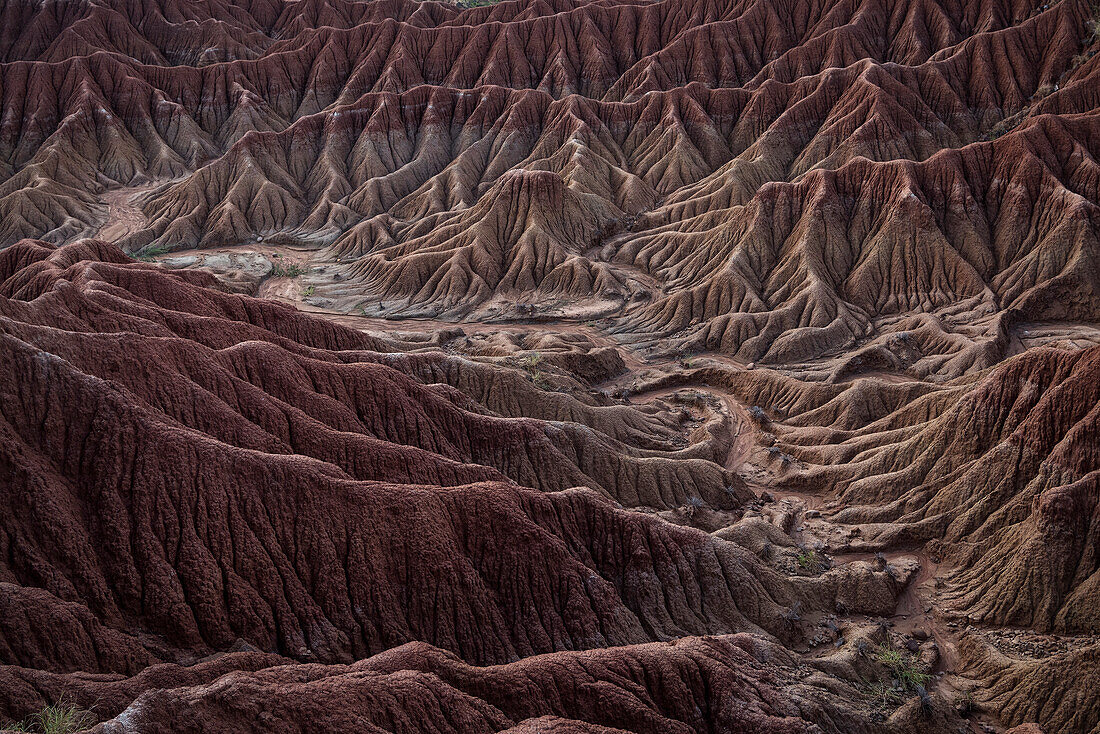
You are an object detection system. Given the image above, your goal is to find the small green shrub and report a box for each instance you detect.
[795,548,814,568]
[875,644,931,691]
[529,369,550,389]
[794,547,824,573]
[272,262,306,278]
[518,353,550,388]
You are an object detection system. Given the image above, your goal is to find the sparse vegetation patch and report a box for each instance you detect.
[6,701,94,734]
[136,244,170,262]
[272,262,307,278]
[875,644,931,692]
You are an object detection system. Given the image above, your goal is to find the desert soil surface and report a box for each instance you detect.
[1,0,1099,732]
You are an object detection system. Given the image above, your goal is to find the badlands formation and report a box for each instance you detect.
[1,0,1099,732]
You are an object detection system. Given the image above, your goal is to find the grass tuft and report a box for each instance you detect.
[875,644,931,691]
[6,700,94,734]
[794,547,825,573]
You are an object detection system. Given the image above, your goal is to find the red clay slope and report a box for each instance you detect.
[0,240,923,732]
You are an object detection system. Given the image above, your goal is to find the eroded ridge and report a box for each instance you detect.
[0,0,1096,373]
